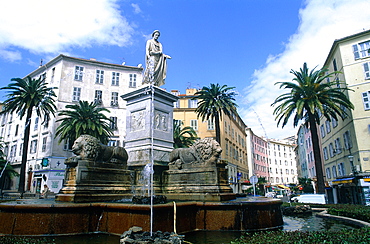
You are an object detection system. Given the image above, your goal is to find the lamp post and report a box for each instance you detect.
[348,155,360,204]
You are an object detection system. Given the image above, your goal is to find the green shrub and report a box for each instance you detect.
[327,204,370,223]
[231,228,370,244]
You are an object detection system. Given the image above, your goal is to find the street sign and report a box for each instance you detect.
[250,175,258,185]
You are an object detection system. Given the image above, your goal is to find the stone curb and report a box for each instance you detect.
[315,209,370,227]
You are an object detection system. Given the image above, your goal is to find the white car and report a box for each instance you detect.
[292,194,327,204]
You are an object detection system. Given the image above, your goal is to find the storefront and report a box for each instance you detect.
[330,175,370,205]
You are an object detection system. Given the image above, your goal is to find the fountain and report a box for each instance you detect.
[0,86,283,237]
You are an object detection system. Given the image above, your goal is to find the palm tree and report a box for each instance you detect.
[271,63,354,194]
[0,76,57,194]
[173,120,198,148]
[56,100,113,145]
[194,83,237,146]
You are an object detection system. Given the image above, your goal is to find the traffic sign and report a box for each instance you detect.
[250,175,258,185]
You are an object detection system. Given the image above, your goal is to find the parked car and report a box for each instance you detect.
[291,194,327,204]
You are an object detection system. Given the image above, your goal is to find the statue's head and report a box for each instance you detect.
[152,30,160,37]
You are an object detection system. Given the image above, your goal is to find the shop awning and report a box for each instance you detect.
[277,185,290,190]
[332,177,354,184]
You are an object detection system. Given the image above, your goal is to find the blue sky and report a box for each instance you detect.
[1,0,370,139]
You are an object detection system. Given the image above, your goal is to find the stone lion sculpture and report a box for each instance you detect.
[169,138,222,170]
[66,135,128,167]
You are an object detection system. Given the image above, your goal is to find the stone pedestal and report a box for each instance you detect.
[56,160,133,203]
[162,163,236,201]
[121,85,178,194]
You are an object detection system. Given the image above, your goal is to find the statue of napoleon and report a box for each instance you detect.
[142,30,172,86]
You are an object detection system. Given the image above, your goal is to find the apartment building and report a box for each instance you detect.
[319,29,370,205]
[267,137,297,186]
[171,88,249,193]
[245,128,268,180]
[0,54,143,194]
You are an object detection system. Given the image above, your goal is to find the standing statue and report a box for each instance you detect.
[143,30,171,86]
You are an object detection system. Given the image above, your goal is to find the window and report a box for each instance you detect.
[10,145,16,158]
[111,92,119,106]
[329,143,335,158]
[291,169,294,175]
[190,119,198,130]
[224,122,227,133]
[15,124,19,136]
[74,66,84,81]
[334,138,342,154]
[332,117,338,128]
[63,140,70,151]
[364,63,370,80]
[94,90,102,104]
[207,120,214,130]
[129,74,136,88]
[343,131,352,150]
[30,139,37,154]
[323,147,329,160]
[42,137,47,152]
[19,143,23,156]
[320,125,326,138]
[332,166,337,178]
[73,87,81,101]
[34,117,39,131]
[353,41,370,60]
[110,116,118,130]
[96,70,104,84]
[108,140,120,147]
[326,168,331,179]
[325,120,331,134]
[112,72,120,86]
[188,99,198,108]
[362,91,370,110]
[51,67,55,82]
[286,169,289,174]
[338,162,346,176]
[333,59,338,72]
[44,118,49,129]
[225,141,228,156]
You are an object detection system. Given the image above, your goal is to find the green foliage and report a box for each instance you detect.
[194,83,237,144]
[231,228,370,244]
[56,100,113,145]
[328,204,370,223]
[0,76,57,193]
[0,76,57,122]
[271,63,354,128]
[173,120,198,148]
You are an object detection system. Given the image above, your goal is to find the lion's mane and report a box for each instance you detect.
[169,138,222,169]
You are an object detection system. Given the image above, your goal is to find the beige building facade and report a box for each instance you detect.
[171,88,249,193]
[320,30,370,204]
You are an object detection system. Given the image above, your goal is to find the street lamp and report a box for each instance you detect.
[348,155,361,204]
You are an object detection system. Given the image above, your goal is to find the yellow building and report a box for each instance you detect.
[171,88,249,193]
[320,29,370,205]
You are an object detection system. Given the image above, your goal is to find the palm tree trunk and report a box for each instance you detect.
[215,114,221,147]
[308,115,326,194]
[18,109,32,196]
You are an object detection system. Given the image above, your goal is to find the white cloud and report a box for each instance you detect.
[0,0,134,60]
[131,3,142,14]
[240,0,370,140]
[0,49,22,62]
